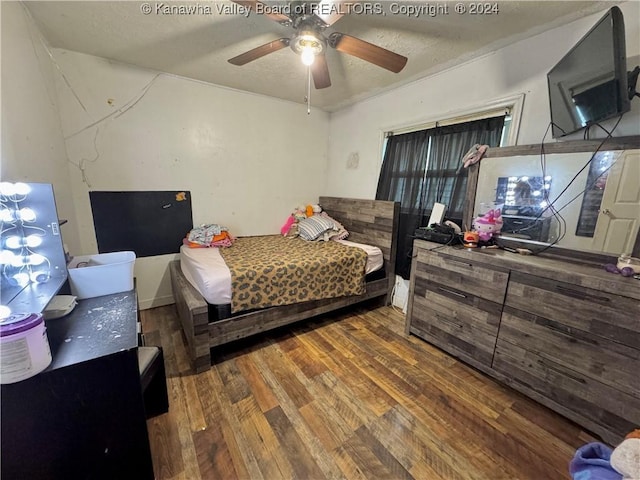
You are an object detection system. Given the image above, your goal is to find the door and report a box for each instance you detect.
[592,149,640,254]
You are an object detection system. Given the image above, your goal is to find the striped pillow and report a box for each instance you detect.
[298,215,336,241]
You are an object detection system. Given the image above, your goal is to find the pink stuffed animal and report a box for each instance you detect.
[280,215,295,236]
[473,209,503,242]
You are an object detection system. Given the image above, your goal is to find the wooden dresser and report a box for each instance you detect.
[406,239,640,445]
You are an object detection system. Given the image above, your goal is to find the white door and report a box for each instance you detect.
[592,149,640,254]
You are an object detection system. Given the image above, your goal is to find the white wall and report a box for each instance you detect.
[325,2,640,199]
[51,49,330,309]
[1,2,81,254]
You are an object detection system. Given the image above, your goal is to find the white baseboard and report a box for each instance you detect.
[138,295,175,311]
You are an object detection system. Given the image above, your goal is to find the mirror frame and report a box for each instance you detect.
[463,135,640,258]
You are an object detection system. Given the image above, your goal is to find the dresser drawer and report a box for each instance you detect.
[410,275,502,367]
[505,271,640,349]
[414,249,509,304]
[494,309,640,438]
[495,307,640,401]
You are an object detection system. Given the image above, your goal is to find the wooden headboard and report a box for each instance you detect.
[320,197,399,288]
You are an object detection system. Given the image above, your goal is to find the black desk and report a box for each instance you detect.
[1,290,154,480]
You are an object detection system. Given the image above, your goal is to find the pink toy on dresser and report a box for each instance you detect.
[472,208,504,242]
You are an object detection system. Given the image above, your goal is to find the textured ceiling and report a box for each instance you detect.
[24,1,614,111]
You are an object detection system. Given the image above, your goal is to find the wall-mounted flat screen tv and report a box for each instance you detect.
[548,6,630,138]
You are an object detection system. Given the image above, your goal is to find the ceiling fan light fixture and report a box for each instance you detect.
[291,32,324,66]
[301,47,316,66]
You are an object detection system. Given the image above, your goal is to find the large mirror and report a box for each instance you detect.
[465,136,640,257]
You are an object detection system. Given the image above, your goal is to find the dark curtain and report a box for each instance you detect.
[376,116,505,279]
[376,130,431,281]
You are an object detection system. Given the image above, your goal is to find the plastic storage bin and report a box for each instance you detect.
[67,251,135,299]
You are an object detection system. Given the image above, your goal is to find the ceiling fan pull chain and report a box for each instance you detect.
[307,66,312,115]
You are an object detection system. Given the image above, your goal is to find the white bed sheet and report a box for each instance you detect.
[180,239,384,305]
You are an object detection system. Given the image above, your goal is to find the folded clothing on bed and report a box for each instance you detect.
[180,237,383,309]
[185,224,235,248]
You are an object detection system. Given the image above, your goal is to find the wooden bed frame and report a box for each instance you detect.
[169,197,399,373]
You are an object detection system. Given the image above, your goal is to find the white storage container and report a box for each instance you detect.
[67,251,135,299]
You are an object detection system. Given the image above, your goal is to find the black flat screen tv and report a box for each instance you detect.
[548,6,630,138]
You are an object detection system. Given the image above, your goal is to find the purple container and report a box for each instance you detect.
[0,312,52,384]
[0,313,44,336]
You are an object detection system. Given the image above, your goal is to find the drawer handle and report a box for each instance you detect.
[446,259,472,268]
[555,285,610,303]
[545,322,570,337]
[437,286,467,299]
[540,361,586,384]
[437,314,463,329]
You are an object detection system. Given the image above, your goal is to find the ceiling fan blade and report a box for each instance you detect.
[329,33,407,73]
[311,54,331,89]
[228,38,290,66]
[232,0,291,24]
[313,0,354,26]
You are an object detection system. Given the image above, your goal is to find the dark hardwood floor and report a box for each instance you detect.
[141,302,597,480]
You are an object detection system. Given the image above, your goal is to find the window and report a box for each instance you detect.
[376,116,506,279]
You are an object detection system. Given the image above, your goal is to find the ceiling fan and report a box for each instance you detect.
[228,0,408,89]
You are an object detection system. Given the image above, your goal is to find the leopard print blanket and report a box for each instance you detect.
[218,235,367,313]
